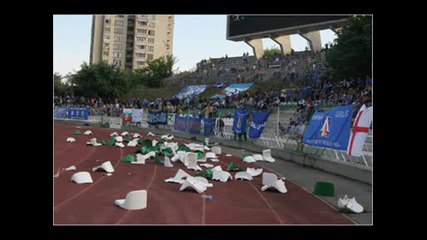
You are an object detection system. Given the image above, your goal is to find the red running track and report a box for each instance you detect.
[53,123,356,225]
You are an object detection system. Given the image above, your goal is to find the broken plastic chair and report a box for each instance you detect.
[196,169,213,180]
[345,197,364,213]
[84,130,93,135]
[226,162,245,172]
[161,134,174,140]
[171,151,186,163]
[205,152,217,159]
[115,190,147,210]
[114,136,123,142]
[154,154,164,165]
[133,133,141,138]
[226,154,232,157]
[71,171,93,184]
[65,165,76,171]
[337,195,349,210]
[110,132,118,136]
[253,154,263,162]
[132,153,147,165]
[210,158,219,162]
[86,138,102,146]
[186,153,202,171]
[92,161,114,173]
[165,169,191,184]
[121,131,129,136]
[261,172,287,193]
[212,170,233,182]
[66,137,76,143]
[74,129,81,135]
[163,156,173,167]
[262,149,275,162]
[147,132,155,136]
[179,176,207,193]
[115,142,125,148]
[235,171,253,181]
[243,155,256,163]
[53,167,60,178]
[127,139,138,147]
[246,168,263,177]
[200,163,213,168]
[193,176,213,187]
[184,152,198,167]
[211,146,222,154]
[122,155,135,162]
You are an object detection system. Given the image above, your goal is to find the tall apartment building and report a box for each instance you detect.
[90,15,174,70]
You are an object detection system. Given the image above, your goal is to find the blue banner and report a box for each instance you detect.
[68,108,89,120]
[187,117,201,134]
[174,116,201,134]
[54,107,68,119]
[233,109,251,134]
[249,111,270,138]
[173,85,208,99]
[147,111,168,125]
[302,105,354,151]
[203,118,216,136]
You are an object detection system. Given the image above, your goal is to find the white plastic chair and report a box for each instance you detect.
[243,156,256,163]
[114,136,123,142]
[253,154,263,161]
[262,149,275,162]
[205,152,217,159]
[133,133,141,138]
[66,137,76,143]
[337,195,349,210]
[110,132,118,136]
[147,132,155,136]
[127,139,138,147]
[246,168,263,177]
[165,169,191,184]
[120,131,129,136]
[132,153,146,165]
[212,170,232,182]
[179,176,207,193]
[260,172,287,193]
[86,138,102,146]
[171,151,186,163]
[210,158,219,162]
[84,130,93,135]
[164,156,173,168]
[65,165,76,171]
[211,147,222,154]
[345,197,364,213]
[115,142,125,148]
[193,176,213,187]
[71,171,93,184]
[235,171,253,181]
[92,161,114,173]
[200,163,213,168]
[115,190,147,210]
[161,134,174,140]
[184,152,198,167]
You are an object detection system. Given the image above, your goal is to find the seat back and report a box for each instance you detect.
[124,190,147,210]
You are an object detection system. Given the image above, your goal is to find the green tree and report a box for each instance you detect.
[325,16,372,79]
[54,72,62,95]
[145,55,176,87]
[263,47,282,57]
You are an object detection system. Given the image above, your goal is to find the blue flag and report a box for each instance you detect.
[203,118,216,136]
[187,117,201,134]
[233,109,251,134]
[249,111,270,138]
[68,108,89,120]
[303,104,354,151]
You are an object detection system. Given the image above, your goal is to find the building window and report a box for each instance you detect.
[114,35,124,42]
[147,46,154,52]
[103,51,109,56]
[136,29,147,35]
[117,15,125,18]
[115,20,124,26]
[136,37,147,42]
[137,61,145,66]
[105,27,111,32]
[112,52,122,58]
[148,30,155,36]
[138,21,147,27]
[147,54,154,60]
[113,43,123,50]
[148,38,154,43]
[149,15,156,20]
[136,45,146,50]
[135,53,146,58]
[104,35,110,40]
[113,59,122,66]
[149,22,155,28]
[114,28,124,34]
[105,19,111,24]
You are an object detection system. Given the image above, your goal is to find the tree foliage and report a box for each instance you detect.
[65,55,176,98]
[263,47,282,57]
[325,16,372,79]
